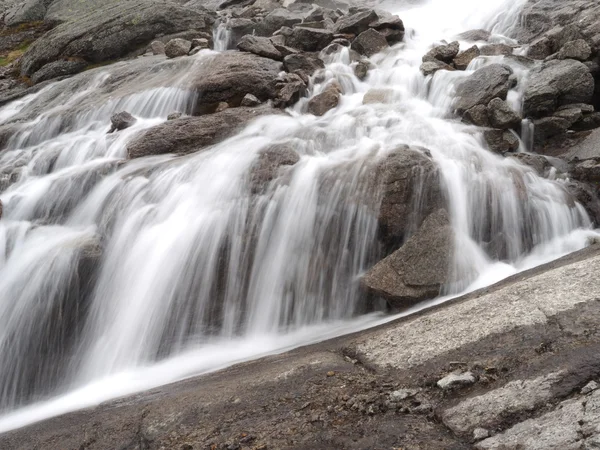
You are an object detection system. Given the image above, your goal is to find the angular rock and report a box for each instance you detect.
[109,111,136,133]
[283,53,325,76]
[479,43,514,56]
[487,98,522,129]
[437,372,476,390]
[453,45,480,71]
[285,26,334,52]
[483,129,520,153]
[240,93,261,107]
[30,60,87,84]
[463,104,490,127]
[454,64,513,115]
[557,39,592,61]
[250,144,300,193]
[237,35,283,61]
[420,60,454,76]
[423,41,459,64]
[127,106,279,158]
[523,59,594,118]
[362,209,453,308]
[4,0,48,26]
[532,116,569,146]
[527,36,553,60]
[351,28,388,57]
[273,72,306,108]
[165,38,192,58]
[572,159,600,183]
[456,29,491,42]
[509,153,552,176]
[307,82,341,116]
[150,41,166,55]
[333,9,378,35]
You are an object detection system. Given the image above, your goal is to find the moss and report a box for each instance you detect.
[0,41,32,67]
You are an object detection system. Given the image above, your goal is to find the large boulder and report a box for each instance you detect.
[351,28,388,57]
[109,111,136,133]
[237,35,283,61]
[333,9,378,35]
[20,1,214,77]
[283,26,334,52]
[374,146,444,249]
[4,0,50,26]
[187,52,282,114]
[307,82,341,116]
[250,144,300,193]
[522,59,594,118]
[127,106,279,158]
[362,209,454,309]
[453,64,513,115]
[487,98,522,129]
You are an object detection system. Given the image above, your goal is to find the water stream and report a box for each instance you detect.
[0,0,597,433]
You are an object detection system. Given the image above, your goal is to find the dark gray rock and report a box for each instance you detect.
[509,153,552,176]
[237,35,283,60]
[285,26,334,52]
[483,129,520,153]
[453,45,480,71]
[20,1,214,76]
[165,38,192,58]
[354,60,370,80]
[262,8,303,33]
[463,104,490,127]
[532,116,570,146]
[456,29,491,42]
[150,41,165,55]
[351,28,388,57]
[487,98,522,129]
[273,72,306,108]
[423,41,459,63]
[283,52,325,76]
[109,111,136,133]
[127,106,279,158]
[307,82,341,116]
[523,59,594,118]
[362,209,454,309]
[420,60,454,76]
[527,36,553,60]
[4,0,50,26]
[556,39,592,61]
[333,9,377,35]
[191,38,210,51]
[454,64,513,115]
[250,144,300,193]
[30,60,87,84]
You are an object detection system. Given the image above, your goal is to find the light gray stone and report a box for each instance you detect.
[437,371,476,390]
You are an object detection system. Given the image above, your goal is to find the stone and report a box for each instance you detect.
[532,116,569,146]
[283,53,325,76]
[572,159,600,183]
[363,88,394,105]
[572,112,600,131]
[479,44,514,56]
[167,112,182,120]
[423,41,460,63]
[389,389,417,402]
[240,93,261,107]
[556,39,592,61]
[362,209,453,308]
[109,111,136,133]
[20,1,214,76]
[30,60,87,84]
[4,0,48,26]
[237,35,283,61]
[473,428,490,441]
[150,41,166,55]
[273,73,306,108]
[463,104,490,127]
[437,372,476,390]
[165,38,192,59]
[420,60,454,76]
[523,59,594,118]
[581,381,599,395]
[351,29,388,57]
[509,153,551,176]
[127,106,279,158]
[454,64,513,115]
[453,45,480,71]
[262,8,303,33]
[354,60,370,80]
[250,144,300,193]
[307,82,341,116]
[483,129,520,153]
[285,26,334,52]
[191,38,210,51]
[333,9,378,35]
[487,98,522,129]
[456,29,491,42]
[527,36,553,60]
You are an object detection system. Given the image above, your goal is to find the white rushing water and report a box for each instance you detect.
[0,0,598,433]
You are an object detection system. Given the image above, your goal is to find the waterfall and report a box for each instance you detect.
[0,0,597,433]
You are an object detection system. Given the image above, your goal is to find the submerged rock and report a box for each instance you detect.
[250,144,300,193]
[109,111,136,133]
[307,82,341,116]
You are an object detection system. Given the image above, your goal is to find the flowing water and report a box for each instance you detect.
[0,0,598,433]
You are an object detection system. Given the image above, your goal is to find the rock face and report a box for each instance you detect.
[454,64,513,115]
[188,52,282,113]
[362,209,454,309]
[523,59,594,118]
[20,1,215,77]
[127,106,278,158]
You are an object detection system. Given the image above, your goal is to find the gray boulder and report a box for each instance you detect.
[20,1,214,76]
[487,98,522,129]
[109,111,136,133]
[307,82,341,116]
[150,41,165,55]
[351,28,388,57]
[453,45,480,71]
[127,106,279,158]
[4,0,50,26]
[483,129,520,153]
[556,39,592,61]
[423,41,459,63]
[420,60,454,76]
[463,104,490,127]
[284,26,334,52]
[240,93,261,107]
[283,52,325,75]
[237,35,283,60]
[453,64,513,115]
[333,9,377,35]
[165,38,192,58]
[273,72,306,108]
[479,44,514,56]
[250,144,300,193]
[30,59,87,84]
[362,209,454,309]
[522,59,594,118]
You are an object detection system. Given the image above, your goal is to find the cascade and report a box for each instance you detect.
[0,0,597,433]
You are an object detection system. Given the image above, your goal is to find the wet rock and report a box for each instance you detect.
[167,112,182,120]
[572,112,600,132]
[109,111,136,133]
[351,29,388,57]
[456,29,491,42]
[479,43,514,56]
[487,98,522,129]
[363,88,394,105]
[362,209,453,308]
[556,39,592,61]
[453,45,480,71]
[572,159,600,183]
[483,129,520,153]
[473,428,490,441]
[30,60,87,84]
[20,1,214,76]
[283,52,324,76]
[437,372,476,390]
[237,35,283,61]
[285,26,334,52]
[333,9,378,36]
[127,106,279,158]
[369,10,404,44]
[190,38,210,51]
[274,72,306,108]
[250,144,300,193]
[165,38,192,58]
[420,60,454,76]
[240,93,261,107]
[463,104,490,127]
[423,41,459,64]
[150,41,166,55]
[188,52,282,113]
[509,153,552,176]
[532,116,570,146]
[307,82,341,116]
[4,0,48,26]
[581,381,599,395]
[523,59,594,118]
[262,7,303,33]
[454,64,513,115]
[527,36,553,60]
[354,60,370,80]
